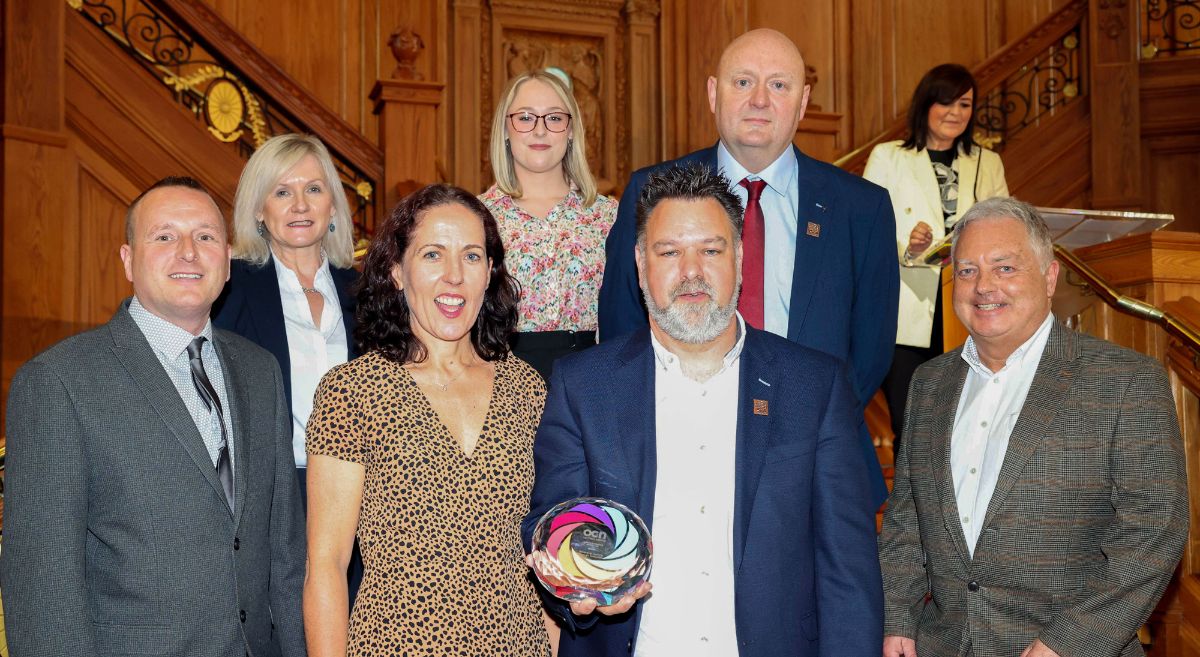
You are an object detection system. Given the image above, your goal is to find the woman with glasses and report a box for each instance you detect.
[481,69,617,380]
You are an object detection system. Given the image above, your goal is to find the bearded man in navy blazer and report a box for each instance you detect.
[524,163,883,657]
[598,29,898,507]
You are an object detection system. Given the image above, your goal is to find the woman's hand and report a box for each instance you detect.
[907,221,934,257]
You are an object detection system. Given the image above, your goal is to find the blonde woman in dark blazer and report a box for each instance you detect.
[864,64,1008,450]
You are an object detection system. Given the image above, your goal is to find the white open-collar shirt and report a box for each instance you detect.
[636,315,746,656]
[952,312,1054,556]
[273,252,348,468]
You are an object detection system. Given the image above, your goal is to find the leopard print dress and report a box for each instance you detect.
[307,351,551,656]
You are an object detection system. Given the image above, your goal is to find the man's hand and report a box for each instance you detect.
[1020,639,1061,657]
[567,581,652,617]
[525,553,653,617]
[883,635,917,657]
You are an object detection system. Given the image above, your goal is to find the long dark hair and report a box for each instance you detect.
[355,184,520,364]
[901,63,977,155]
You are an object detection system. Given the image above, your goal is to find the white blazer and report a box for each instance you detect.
[863,140,1008,349]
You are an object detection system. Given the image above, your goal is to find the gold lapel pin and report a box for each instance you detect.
[753,399,769,416]
[806,222,821,238]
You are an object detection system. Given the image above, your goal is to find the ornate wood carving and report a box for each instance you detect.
[388,27,426,80]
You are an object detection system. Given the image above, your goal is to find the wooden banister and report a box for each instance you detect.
[835,0,1089,174]
[155,0,383,182]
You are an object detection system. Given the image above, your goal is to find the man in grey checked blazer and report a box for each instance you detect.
[879,198,1188,657]
[1,177,306,657]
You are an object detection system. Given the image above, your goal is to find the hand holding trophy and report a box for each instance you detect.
[529,497,653,615]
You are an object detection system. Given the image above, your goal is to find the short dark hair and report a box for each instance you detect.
[902,63,978,155]
[634,163,744,249]
[355,183,520,364]
[125,176,214,243]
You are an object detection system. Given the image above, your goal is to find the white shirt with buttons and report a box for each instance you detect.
[273,252,348,468]
[951,312,1054,556]
[634,316,746,656]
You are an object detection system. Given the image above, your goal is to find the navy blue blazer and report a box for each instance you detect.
[522,328,884,657]
[212,258,359,416]
[597,144,898,505]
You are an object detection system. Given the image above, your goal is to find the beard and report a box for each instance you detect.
[640,274,740,345]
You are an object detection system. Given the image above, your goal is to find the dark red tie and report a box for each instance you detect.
[738,178,767,329]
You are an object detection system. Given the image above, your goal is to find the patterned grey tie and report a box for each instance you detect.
[186,337,234,510]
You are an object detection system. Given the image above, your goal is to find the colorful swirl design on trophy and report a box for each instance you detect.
[532,497,653,605]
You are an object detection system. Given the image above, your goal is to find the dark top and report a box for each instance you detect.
[212,257,359,416]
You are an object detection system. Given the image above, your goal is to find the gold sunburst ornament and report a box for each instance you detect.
[205,79,245,142]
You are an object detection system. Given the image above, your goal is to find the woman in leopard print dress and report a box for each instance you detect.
[304,184,552,657]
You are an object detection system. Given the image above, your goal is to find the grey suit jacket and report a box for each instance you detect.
[1,300,306,657]
[879,322,1188,657]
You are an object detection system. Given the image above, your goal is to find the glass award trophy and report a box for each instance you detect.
[530,497,652,605]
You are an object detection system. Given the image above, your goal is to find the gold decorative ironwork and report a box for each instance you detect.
[974,24,1084,150]
[71,0,379,247]
[1143,0,1200,57]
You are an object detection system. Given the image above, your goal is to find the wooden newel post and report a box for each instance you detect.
[370,79,445,211]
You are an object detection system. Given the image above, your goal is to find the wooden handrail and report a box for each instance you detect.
[1055,244,1200,354]
[155,0,383,182]
[835,0,1088,174]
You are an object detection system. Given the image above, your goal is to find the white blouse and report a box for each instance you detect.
[273,253,348,468]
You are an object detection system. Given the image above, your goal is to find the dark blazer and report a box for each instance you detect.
[879,322,1188,657]
[522,327,884,657]
[212,257,359,414]
[0,300,306,657]
[597,144,899,505]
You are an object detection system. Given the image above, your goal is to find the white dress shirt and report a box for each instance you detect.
[273,253,348,468]
[951,312,1054,556]
[635,316,746,656]
[716,143,800,338]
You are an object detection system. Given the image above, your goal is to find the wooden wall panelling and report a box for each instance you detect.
[1143,133,1200,235]
[202,0,372,135]
[848,0,892,147]
[2,0,71,423]
[660,0,744,158]
[657,0,690,160]
[487,0,625,194]
[625,0,662,173]
[72,139,139,327]
[451,0,486,193]
[1088,0,1142,209]
[1001,100,1091,206]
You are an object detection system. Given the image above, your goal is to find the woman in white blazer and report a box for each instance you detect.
[864,64,1008,452]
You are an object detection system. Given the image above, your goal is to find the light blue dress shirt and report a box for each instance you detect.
[128,297,233,468]
[716,142,800,338]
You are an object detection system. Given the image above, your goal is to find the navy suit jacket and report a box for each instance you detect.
[522,328,884,657]
[212,258,359,415]
[597,144,898,505]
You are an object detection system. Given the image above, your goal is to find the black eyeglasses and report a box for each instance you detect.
[507,111,572,133]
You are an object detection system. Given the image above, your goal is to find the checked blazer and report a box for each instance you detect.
[879,321,1188,657]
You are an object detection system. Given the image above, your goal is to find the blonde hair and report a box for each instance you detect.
[231,134,355,268]
[488,70,598,207]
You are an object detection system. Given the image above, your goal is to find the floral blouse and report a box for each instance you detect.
[480,185,618,332]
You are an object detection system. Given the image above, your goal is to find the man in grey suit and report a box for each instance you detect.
[879,197,1188,657]
[1,176,306,657]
